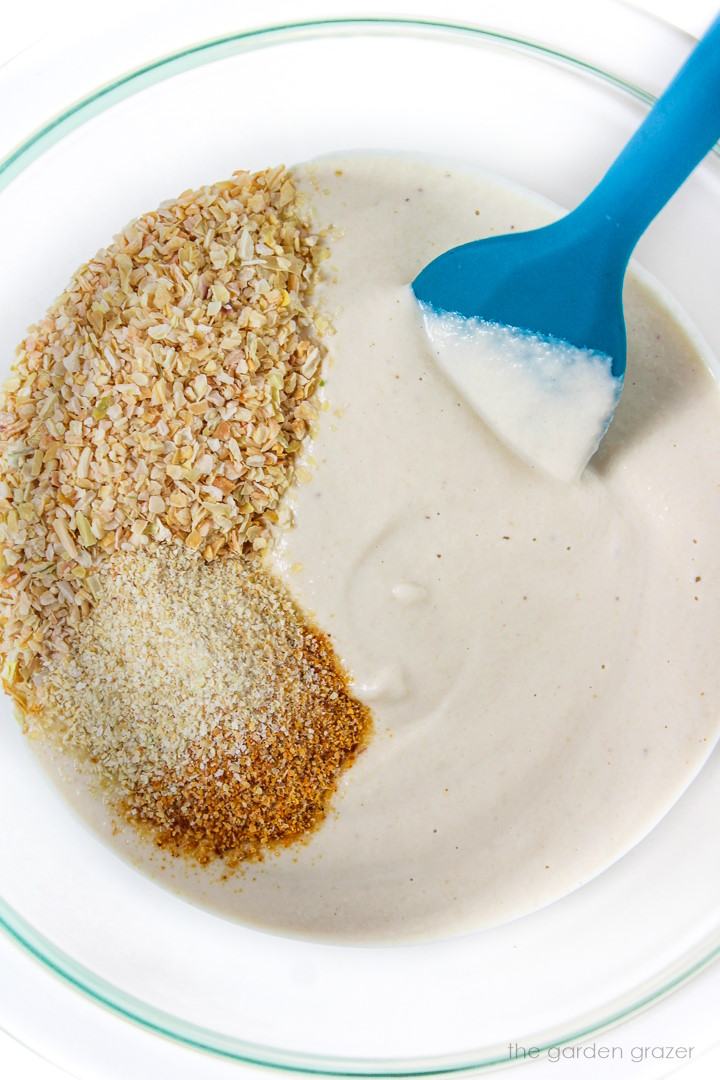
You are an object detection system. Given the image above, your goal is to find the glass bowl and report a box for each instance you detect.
[1,4,719,1074]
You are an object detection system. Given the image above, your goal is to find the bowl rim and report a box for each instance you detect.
[0,13,678,196]
[1,13,718,1076]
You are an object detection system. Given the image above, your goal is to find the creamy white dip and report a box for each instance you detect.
[418,308,621,482]
[45,154,720,943]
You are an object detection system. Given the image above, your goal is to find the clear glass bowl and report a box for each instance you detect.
[1,5,719,1074]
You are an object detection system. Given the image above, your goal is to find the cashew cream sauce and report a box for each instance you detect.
[250,154,720,940]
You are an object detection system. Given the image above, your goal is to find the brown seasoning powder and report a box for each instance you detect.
[29,543,373,863]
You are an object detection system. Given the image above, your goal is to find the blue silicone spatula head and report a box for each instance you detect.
[412,13,720,482]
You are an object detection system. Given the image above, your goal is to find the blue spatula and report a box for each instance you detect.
[412,14,720,481]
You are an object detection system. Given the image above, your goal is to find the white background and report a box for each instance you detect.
[1,0,719,1077]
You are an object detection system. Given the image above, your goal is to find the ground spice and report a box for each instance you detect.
[29,543,373,863]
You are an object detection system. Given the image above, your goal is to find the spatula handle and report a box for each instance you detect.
[578,13,720,260]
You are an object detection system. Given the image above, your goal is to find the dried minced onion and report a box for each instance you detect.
[0,165,329,687]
